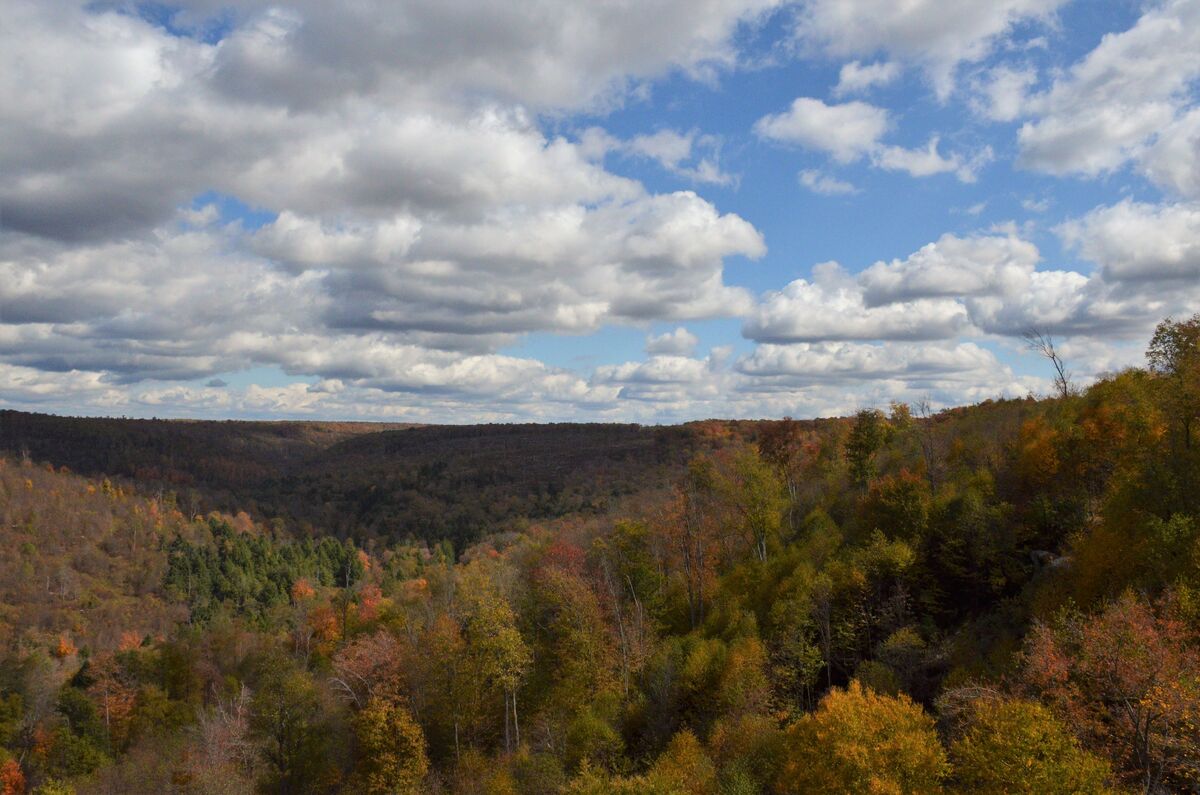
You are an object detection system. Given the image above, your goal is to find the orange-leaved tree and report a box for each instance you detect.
[1022,590,1200,793]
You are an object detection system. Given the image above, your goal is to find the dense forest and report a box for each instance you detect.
[0,314,1198,794]
[0,415,711,550]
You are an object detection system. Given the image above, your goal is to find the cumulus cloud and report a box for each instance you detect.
[0,1,772,419]
[970,64,1037,122]
[646,327,700,355]
[858,231,1040,305]
[1016,0,1200,186]
[594,354,716,401]
[874,138,991,181]
[0,223,315,381]
[251,212,424,270]
[744,262,970,343]
[1057,200,1200,283]
[745,223,1200,354]
[1142,108,1200,200]
[0,194,765,390]
[0,364,128,409]
[581,127,736,186]
[2,0,1193,423]
[0,360,619,423]
[755,97,890,162]
[794,0,1066,98]
[254,188,763,338]
[628,129,736,185]
[756,98,987,181]
[192,0,783,113]
[589,338,1040,415]
[734,340,1040,412]
[628,129,695,168]
[740,340,1004,382]
[833,60,901,96]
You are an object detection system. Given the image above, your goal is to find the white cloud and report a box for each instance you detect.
[594,354,712,397]
[3,0,1195,423]
[1142,107,1200,200]
[0,359,623,423]
[251,212,424,269]
[739,340,1005,382]
[970,64,1037,122]
[609,128,736,185]
[646,327,700,355]
[745,223,1200,354]
[755,97,890,163]
[0,340,1045,424]
[733,340,1040,412]
[1051,337,1146,379]
[795,0,1066,98]
[744,262,970,343]
[0,189,763,394]
[0,364,128,408]
[589,342,1039,415]
[873,137,991,182]
[1057,199,1200,283]
[963,269,1093,336]
[586,359,753,414]
[799,170,858,195]
[1016,0,1200,182]
[1018,105,1172,178]
[757,98,988,181]
[196,0,784,113]
[628,129,695,167]
[0,0,772,419]
[858,231,1040,305]
[833,60,901,96]
[0,0,768,236]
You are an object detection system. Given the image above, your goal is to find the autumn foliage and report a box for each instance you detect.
[1023,591,1200,792]
[777,680,948,794]
[0,314,1198,793]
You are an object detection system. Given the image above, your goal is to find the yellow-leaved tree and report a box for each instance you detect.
[947,697,1114,794]
[349,697,429,795]
[777,680,948,794]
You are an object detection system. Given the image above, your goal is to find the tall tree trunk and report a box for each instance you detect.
[504,689,511,754]
[602,560,631,695]
[512,690,520,750]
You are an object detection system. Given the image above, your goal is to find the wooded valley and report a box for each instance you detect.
[1,315,1198,794]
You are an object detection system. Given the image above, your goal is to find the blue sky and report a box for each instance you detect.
[2,0,1198,422]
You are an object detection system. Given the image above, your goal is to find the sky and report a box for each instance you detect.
[1,0,1199,423]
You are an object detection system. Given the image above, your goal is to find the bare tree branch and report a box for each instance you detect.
[1022,328,1073,399]
[914,397,944,495]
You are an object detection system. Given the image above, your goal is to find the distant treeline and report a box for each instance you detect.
[0,414,736,548]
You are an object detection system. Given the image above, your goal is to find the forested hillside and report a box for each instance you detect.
[0,416,719,548]
[0,315,1198,794]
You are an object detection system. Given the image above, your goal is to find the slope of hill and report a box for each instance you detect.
[0,411,415,488]
[0,412,738,547]
[0,459,188,653]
